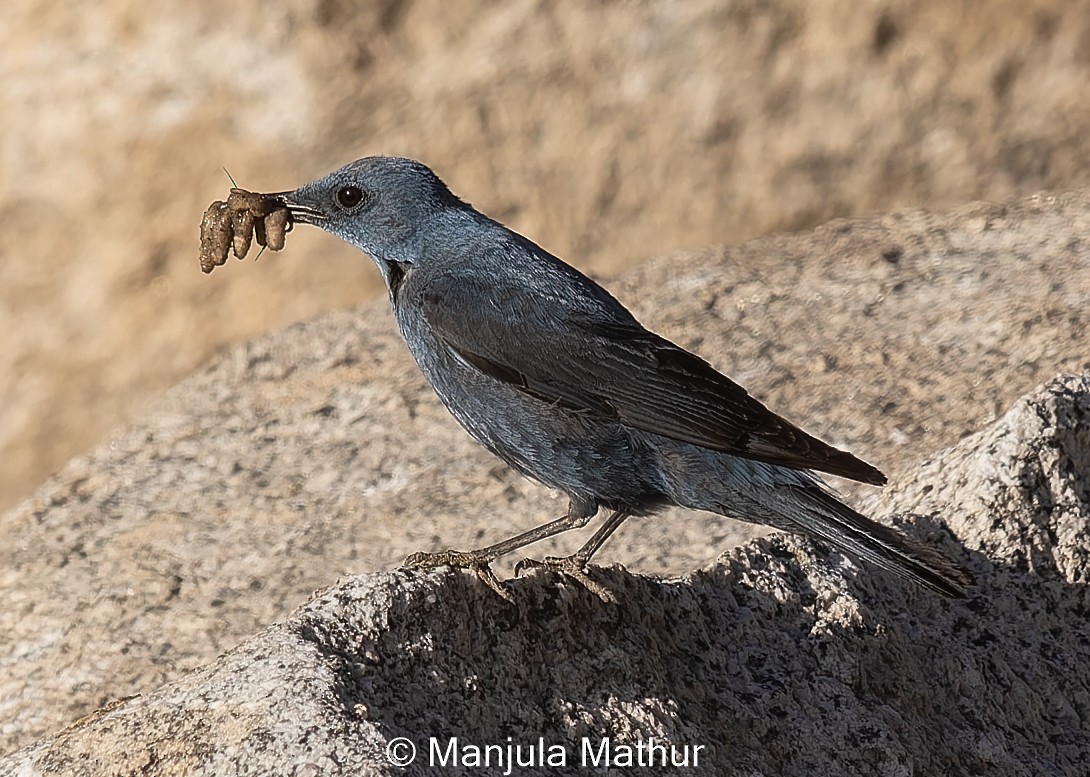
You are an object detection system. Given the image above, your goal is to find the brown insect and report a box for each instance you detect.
[199,188,292,274]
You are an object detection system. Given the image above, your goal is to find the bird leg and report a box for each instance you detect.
[403,548,513,601]
[404,502,596,602]
[514,509,632,603]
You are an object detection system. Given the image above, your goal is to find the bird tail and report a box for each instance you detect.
[785,485,973,598]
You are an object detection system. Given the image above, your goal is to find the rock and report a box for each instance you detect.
[3,373,1089,775]
[2,190,1090,755]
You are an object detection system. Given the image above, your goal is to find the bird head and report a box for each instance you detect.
[276,156,466,268]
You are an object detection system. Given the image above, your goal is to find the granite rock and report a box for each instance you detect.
[3,374,1088,775]
[2,190,1089,762]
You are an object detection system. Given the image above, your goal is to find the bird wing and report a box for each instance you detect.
[418,271,886,485]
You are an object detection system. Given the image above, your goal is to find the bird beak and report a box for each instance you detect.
[265,190,327,226]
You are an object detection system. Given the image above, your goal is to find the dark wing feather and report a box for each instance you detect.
[419,274,886,485]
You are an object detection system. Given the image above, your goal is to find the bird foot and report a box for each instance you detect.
[514,555,617,603]
[404,549,514,603]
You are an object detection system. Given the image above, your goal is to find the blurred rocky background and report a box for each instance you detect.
[4,0,1090,514]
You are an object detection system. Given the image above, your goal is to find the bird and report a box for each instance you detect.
[268,156,971,602]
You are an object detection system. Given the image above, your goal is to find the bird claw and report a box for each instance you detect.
[514,555,617,603]
[404,550,514,603]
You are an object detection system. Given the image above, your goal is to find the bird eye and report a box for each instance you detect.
[335,185,365,209]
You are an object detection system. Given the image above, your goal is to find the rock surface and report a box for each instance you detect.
[3,373,1089,775]
[6,0,1090,514]
[2,189,1089,761]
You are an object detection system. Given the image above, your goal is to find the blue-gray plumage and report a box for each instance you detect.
[272,156,970,601]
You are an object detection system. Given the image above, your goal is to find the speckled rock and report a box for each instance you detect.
[3,374,1089,775]
[2,190,1090,756]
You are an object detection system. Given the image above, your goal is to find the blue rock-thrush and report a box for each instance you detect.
[221,156,971,602]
